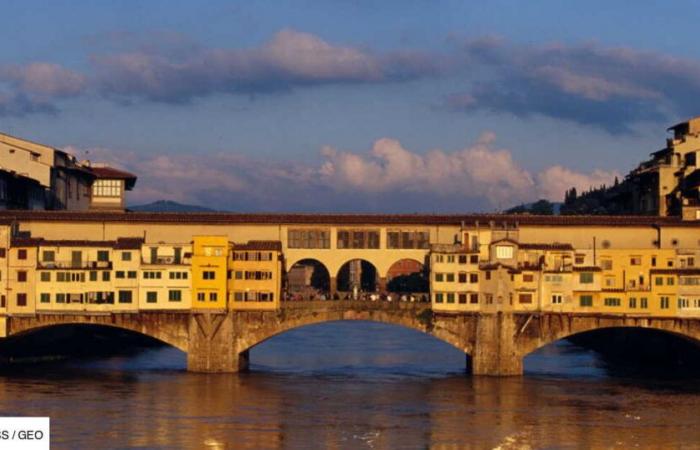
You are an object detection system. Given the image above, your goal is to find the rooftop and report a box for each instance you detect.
[0,210,696,227]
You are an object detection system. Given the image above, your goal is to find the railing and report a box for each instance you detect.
[141,256,189,265]
[37,260,113,270]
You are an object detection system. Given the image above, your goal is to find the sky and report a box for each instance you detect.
[2,0,700,212]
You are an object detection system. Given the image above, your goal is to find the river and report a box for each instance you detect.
[1,321,700,449]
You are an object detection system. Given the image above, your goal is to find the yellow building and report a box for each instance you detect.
[430,243,481,312]
[139,242,192,310]
[229,241,283,311]
[191,236,228,310]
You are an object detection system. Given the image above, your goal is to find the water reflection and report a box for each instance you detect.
[0,321,699,449]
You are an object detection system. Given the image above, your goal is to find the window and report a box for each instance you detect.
[470,255,479,264]
[386,230,430,249]
[446,293,455,303]
[446,273,455,282]
[667,277,675,286]
[458,293,467,304]
[641,297,648,309]
[604,277,615,287]
[118,290,133,304]
[146,292,157,303]
[458,255,468,264]
[458,273,467,283]
[434,293,444,303]
[551,294,563,304]
[127,271,137,279]
[518,293,533,304]
[447,255,455,264]
[89,271,97,281]
[17,249,27,260]
[495,245,513,259]
[469,273,479,283]
[660,296,670,309]
[337,229,380,249]
[209,292,218,302]
[168,290,182,302]
[604,297,621,307]
[579,272,594,284]
[470,293,479,304]
[197,292,205,302]
[102,271,111,281]
[121,252,132,261]
[40,272,51,282]
[485,271,491,280]
[575,254,585,264]
[203,271,216,280]
[579,295,593,307]
[0,248,5,258]
[97,250,110,262]
[655,277,663,286]
[629,297,637,308]
[435,273,444,282]
[235,271,243,280]
[17,271,27,282]
[92,179,122,197]
[523,274,534,282]
[287,229,331,249]
[56,293,66,304]
[42,250,55,262]
[17,293,27,307]
[116,271,125,279]
[40,293,50,304]
[601,259,613,270]
[234,292,244,301]
[651,257,657,267]
[630,256,642,266]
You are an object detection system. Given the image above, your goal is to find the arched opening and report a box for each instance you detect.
[525,327,700,378]
[248,320,466,376]
[337,259,378,296]
[286,259,331,300]
[386,258,429,296]
[0,324,185,370]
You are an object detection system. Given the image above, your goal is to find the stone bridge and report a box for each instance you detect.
[5,302,700,375]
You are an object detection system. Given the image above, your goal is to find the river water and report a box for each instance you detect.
[1,321,700,449]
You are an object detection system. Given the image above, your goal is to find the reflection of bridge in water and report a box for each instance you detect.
[6,300,700,375]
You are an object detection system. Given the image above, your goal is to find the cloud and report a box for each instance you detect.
[65,132,616,212]
[0,63,86,116]
[92,29,438,103]
[447,38,700,131]
[536,166,621,200]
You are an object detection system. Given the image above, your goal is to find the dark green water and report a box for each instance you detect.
[1,321,700,449]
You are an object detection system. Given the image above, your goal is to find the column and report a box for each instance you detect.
[187,311,248,372]
[470,312,523,376]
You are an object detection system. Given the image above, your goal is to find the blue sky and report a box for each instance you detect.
[2,0,699,211]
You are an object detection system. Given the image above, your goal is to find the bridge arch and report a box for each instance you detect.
[337,259,379,293]
[385,258,428,293]
[519,315,700,358]
[286,258,331,298]
[231,304,473,357]
[6,313,190,352]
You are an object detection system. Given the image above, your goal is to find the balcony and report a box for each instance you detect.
[37,260,113,270]
[142,256,189,265]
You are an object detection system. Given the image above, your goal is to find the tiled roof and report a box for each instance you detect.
[650,268,700,275]
[0,210,696,227]
[519,243,574,251]
[572,266,602,272]
[10,237,144,249]
[233,240,282,251]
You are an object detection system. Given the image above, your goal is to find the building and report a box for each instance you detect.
[191,236,228,310]
[229,241,283,311]
[0,132,136,211]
